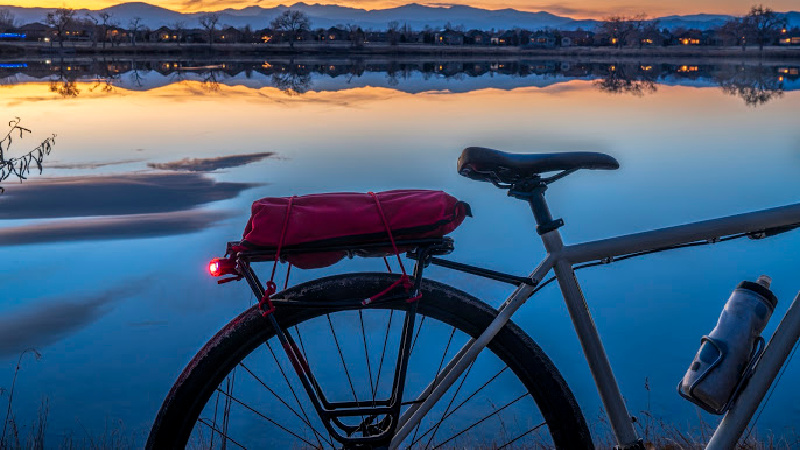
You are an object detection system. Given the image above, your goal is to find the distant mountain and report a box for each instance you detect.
[0,2,797,32]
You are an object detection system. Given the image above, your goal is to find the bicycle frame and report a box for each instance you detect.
[390,187,800,449]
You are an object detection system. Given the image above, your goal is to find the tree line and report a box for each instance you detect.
[0,4,795,50]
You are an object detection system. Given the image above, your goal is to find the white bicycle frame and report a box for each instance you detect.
[390,200,800,449]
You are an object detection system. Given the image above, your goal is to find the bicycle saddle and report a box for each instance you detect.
[457,147,619,184]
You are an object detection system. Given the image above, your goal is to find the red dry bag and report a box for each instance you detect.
[239,190,470,269]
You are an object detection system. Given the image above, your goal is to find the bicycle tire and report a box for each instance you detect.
[147,273,593,449]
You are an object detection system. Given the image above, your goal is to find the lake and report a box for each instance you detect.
[1,57,799,446]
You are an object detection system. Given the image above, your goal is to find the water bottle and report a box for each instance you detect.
[679,275,777,414]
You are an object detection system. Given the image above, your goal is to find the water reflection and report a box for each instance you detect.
[716,64,785,107]
[0,283,143,357]
[0,172,254,220]
[593,64,658,97]
[2,58,797,106]
[147,151,275,172]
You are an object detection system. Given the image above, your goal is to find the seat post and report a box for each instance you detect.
[509,181,564,235]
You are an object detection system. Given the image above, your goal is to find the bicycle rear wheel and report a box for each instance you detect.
[147,273,592,449]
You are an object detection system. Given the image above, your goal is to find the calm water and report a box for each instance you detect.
[1,57,800,444]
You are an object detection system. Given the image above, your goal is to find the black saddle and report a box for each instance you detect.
[457,147,619,185]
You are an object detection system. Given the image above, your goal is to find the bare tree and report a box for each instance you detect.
[84,14,100,47]
[388,20,400,45]
[172,20,185,45]
[97,12,115,49]
[719,18,749,50]
[271,9,310,48]
[743,4,787,51]
[199,13,219,45]
[129,16,143,45]
[0,9,15,29]
[599,14,648,47]
[45,8,77,48]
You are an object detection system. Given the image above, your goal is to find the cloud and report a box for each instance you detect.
[0,284,142,357]
[0,210,231,247]
[147,151,275,172]
[0,172,256,220]
[48,158,146,170]
[515,2,656,18]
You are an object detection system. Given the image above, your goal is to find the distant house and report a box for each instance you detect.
[492,30,518,45]
[106,27,129,43]
[19,22,52,42]
[560,30,594,46]
[325,27,347,41]
[676,29,705,45]
[779,28,800,45]
[259,29,275,43]
[184,28,207,43]
[153,26,181,42]
[218,27,242,43]
[533,33,556,47]
[434,29,464,45]
[465,29,490,45]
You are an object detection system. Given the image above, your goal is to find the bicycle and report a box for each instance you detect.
[147,147,800,449]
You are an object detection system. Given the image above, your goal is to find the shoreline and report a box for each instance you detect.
[2,42,800,61]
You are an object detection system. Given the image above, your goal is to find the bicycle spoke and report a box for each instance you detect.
[495,421,547,450]
[372,309,394,401]
[434,327,457,381]
[198,418,247,449]
[210,388,221,449]
[409,326,456,446]
[326,313,360,405]
[430,393,527,450]
[418,360,476,449]
[264,340,325,444]
[358,310,375,407]
[238,362,330,448]
[214,388,319,448]
[409,315,426,356]
[221,371,236,450]
[413,366,509,446]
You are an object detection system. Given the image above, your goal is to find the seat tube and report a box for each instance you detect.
[528,190,640,448]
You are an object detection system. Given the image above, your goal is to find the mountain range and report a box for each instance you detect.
[1,2,798,32]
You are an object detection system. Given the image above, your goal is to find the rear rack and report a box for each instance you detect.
[226,237,455,263]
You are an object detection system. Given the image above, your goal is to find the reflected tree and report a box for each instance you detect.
[271,71,311,94]
[0,119,56,193]
[201,70,221,92]
[717,64,784,106]
[49,59,80,97]
[594,64,658,96]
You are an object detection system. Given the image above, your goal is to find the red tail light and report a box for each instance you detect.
[209,257,236,277]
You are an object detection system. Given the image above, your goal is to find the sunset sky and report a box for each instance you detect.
[6,0,799,18]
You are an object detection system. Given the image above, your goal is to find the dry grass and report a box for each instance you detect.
[589,377,800,450]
